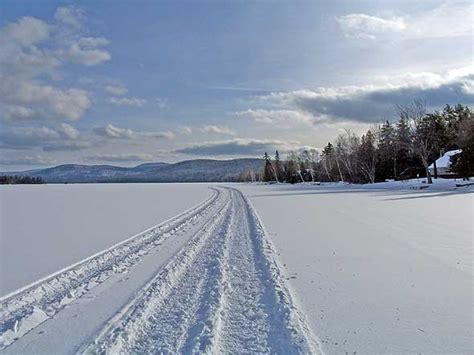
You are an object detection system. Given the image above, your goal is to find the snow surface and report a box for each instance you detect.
[0,183,211,296]
[1,187,318,353]
[1,181,472,354]
[236,182,473,354]
[429,149,462,169]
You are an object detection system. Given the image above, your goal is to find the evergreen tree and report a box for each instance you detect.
[273,150,282,182]
[452,111,474,179]
[284,151,299,183]
[321,142,335,181]
[395,114,413,179]
[377,121,396,180]
[263,152,274,182]
[358,129,378,183]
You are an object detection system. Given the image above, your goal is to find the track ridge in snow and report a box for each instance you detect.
[81,187,321,354]
[0,188,221,350]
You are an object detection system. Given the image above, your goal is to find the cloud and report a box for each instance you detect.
[181,126,193,135]
[54,6,84,28]
[256,67,474,123]
[337,14,406,39]
[155,97,168,109]
[109,97,147,107]
[59,123,79,139]
[0,154,57,167]
[200,125,236,135]
[235,109,320,126]
[174,138,296,156]
[78,37,109,47]
[2,81,91,121]
[42,141,93,151]
[104,84,127,96]
[0,6,109,122]
[86,153,156,163]
[337,2,473,40]
[0,126,60,148]
[66,37,111,66]
[4,16,50,45]
[94,124,175,140]
[0,124,89,151]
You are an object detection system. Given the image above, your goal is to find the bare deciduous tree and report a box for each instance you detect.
[397,99,433,184]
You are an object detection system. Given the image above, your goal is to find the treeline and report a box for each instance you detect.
[0,175,45,184]
[240,102,473,184]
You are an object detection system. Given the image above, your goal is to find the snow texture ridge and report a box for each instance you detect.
[81,187,320,354]
[1,186,320,354]
[0,188,220,350]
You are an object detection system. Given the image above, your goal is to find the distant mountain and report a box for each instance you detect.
[1,159,262,183]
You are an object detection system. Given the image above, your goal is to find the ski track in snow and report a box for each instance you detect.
[1,187,320,354]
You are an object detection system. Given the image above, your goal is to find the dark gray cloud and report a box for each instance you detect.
[265,73,474,123]
[0,124,92,151]
[0,154,57,166]
[42,141,93,152]
[174,138,293,156]
[86,153,155,162]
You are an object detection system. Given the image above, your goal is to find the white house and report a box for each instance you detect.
[428,149,462,176]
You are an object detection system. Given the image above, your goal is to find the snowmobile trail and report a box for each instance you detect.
[1,187,320,354]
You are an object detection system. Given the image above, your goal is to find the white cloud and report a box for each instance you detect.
[337,2,473,40]
[59,123,79,139]
[94,124,175,140]
[337,14,406,39]
[79,37,110,47]
[2,81,91,121]
[235,109,319,126]
[200,125,236,135]
[181,126,193,135]
[4,16,50,45]
[109,97,147,107]
[410,1,474,38]
[0,6,110,122]
[54,6,84,28]
[104,84,127,96]
[67,37,111,66]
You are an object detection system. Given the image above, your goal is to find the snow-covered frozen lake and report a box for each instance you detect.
[1,182,472,354]
[237,183,473,354]
[0,183,211,296]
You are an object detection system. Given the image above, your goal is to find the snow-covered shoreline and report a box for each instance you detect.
[244,177,474,192]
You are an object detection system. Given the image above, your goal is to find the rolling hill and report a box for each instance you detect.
[2,159,262,183]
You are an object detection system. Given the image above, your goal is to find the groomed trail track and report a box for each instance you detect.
[0,187,320,354]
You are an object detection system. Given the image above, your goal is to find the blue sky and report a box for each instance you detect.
[0,0,472,170]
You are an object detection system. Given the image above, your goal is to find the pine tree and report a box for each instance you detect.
[263,152,274,182]
[378,121,396,180]
[358,129,378,183]
[395,115,412,179]
[284,151,299,183]
[452,110,474,179]
[273,150,282,182]
[321,142,335,181]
